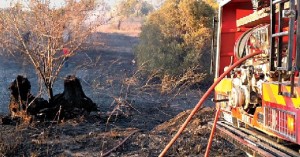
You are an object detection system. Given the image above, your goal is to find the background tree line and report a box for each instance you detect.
[114,0,154,30]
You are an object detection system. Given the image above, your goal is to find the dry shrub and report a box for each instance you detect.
[161,67,207,94]
[161,75,177,94]
[0,0,104,100]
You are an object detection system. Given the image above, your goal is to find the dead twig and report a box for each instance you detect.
[100,129,139,157]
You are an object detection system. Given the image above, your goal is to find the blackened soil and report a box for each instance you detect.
[0,30,244,157]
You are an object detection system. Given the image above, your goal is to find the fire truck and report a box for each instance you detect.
[213,0,300,144]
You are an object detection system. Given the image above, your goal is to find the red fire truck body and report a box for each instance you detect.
[214,0,300,144]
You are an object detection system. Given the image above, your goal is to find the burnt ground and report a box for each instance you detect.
[0,30,245,156]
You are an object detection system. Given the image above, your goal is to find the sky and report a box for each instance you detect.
[0,0,120,9]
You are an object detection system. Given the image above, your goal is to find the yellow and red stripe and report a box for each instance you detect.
[262,83,300,108]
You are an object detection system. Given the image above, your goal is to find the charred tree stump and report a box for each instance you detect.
[50,75,98,119]
[8,75,48,122]
[5,75,97,123]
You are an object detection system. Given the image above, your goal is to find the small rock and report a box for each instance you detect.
[88,132,94,136]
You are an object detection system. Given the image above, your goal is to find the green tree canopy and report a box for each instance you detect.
[135,0,216,77]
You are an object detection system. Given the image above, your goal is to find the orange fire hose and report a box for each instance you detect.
[204,105,221,157]
[159,51,262,157]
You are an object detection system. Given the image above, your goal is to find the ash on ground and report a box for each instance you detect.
[0,30,244,156]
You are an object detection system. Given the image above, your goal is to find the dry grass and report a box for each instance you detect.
[161,68,208,94]
[95,20,142,37]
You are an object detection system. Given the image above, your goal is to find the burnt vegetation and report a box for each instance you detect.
[6,75,97,123]
[0,0,240,156]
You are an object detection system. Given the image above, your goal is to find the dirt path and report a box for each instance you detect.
[0,30,243,156]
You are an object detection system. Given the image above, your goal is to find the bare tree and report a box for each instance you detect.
[0,0,105,100]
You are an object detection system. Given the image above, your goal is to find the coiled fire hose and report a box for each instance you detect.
[159,51,262,157]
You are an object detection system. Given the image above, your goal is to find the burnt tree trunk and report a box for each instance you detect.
[47,85,54,101]
[8,75,48,122]
[50,75,98,119]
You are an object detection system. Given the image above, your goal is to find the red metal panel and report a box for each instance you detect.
[218,1,253,76]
